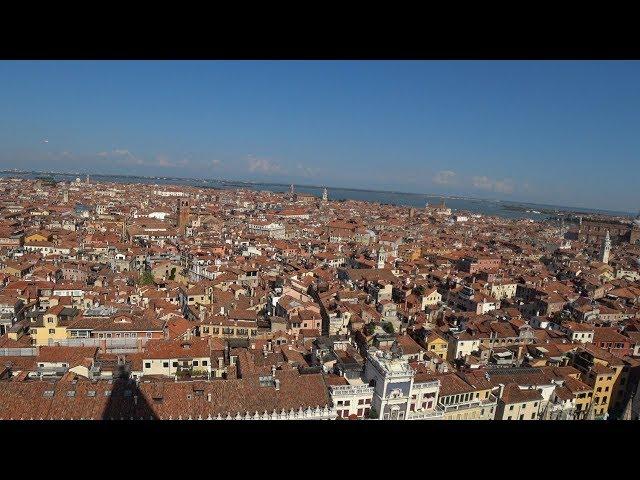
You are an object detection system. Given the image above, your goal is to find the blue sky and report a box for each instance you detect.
[0,60,638,212]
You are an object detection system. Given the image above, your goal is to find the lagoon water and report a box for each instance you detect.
[0,171,631,221]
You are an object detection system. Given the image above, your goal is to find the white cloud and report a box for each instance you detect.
[472,176,493,190]
[97,150,186,168]
[493,179,515,194]
[472,176,515,194]
[433,170,456,185]
[247,155,282,174]
[100,149,143,165]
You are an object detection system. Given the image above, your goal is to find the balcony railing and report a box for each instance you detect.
[36,366,69,375]
[439,395,497,413]
[329,385,375,396]
[407,406,445,420]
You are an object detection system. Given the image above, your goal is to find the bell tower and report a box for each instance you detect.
[377,246,386,269]
[600,230,611,264]
[177,198,190,234]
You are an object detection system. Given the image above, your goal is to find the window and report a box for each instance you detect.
[202,360,208,366]
[163,362,169,368]
[337,400,343,406]
[531,413,536,419]
[358,399,364,405]
[344,400,350,406]
[519,414,524,420]
[534,402,538,407]
[173,362,178,367]
[193,361,199,367]
[509,405,514,411]
[48,329,55,334]
[145,362,151,369]
[365,398,371,404]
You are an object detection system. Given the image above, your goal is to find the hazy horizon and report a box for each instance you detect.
[1,61,639,212]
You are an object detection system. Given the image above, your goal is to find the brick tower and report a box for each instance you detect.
[177,198,190,234]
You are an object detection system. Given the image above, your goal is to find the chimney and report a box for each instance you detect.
[207,393,212,402]
[274,379,280,391]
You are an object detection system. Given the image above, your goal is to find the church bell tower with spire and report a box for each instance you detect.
[377,246,386,269]
[600,230,611,264]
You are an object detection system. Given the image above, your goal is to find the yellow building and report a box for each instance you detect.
[31,305,69,347]
[24,231,52,243]
[586,363,617,417]
[425,331,448,360]
[496,383,542,420]
[489,282,518,301]
[437,372,497,420]
[571,345,623,417]
[563,375,593,419]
